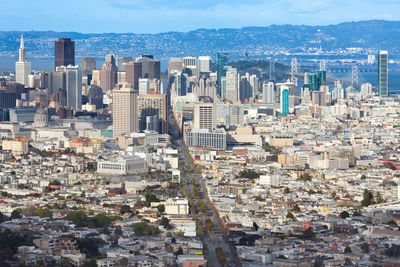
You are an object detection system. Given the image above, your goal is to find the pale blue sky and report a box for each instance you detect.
[1,0,399,33]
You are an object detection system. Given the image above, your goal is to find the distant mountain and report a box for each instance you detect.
[1,20,400,62]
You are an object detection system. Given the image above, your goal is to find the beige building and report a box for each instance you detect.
[269,134,294,147]
[193,103,216,130]
[112,84,139,138]
[2,137,28,155]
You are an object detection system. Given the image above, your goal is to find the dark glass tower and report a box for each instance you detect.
[55,38,75,69]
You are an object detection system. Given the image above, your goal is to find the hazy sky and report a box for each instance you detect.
[2,0,399,33]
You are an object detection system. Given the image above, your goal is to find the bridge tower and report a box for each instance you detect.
[269,58,276,81]
[290,58,298,85]
[351,65,359,86]
[319,59,327,71]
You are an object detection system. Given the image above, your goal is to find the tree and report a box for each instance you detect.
[239,169,260,179]
[344,246,352,253]
[284,187,290,194]
[175,246,183,256]
[119,205,132,215]
[215,247,228,265]
[76,238,105,258]
[205,218,213,231]
[11,209,22,219]
[131,222,159,236]
[360,174,367,180]
[82,259,98,267]
[196,221,204,238]
[114,226,123,236]
[156,204,165,213]
[340,211,350,219]
[160,217,171,230]
[34,208,52,218]
[302,228,315,239]
[286,212,295,220]
[292,204,301,212]
[66,210,88,227]
[361,189,374,207]
[361,242,370,253]
[91,213,112,228]
[376,191,385,204]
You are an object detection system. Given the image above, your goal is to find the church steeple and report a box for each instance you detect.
[18,35,26,62]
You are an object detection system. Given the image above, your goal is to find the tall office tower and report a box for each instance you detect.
[80,57,96,76]
[194,103,216,130]
[262,82,274,104]
[66,65,82,110]
[15,35,31,87]
[239,74,252,102]
[317,70,326,89]
[40,71,66,96]
[320,85,330,106]
[360,83,373,98]
[198,56,211,74]
[225,67,239,103]
[304,72,309,85]
[194,76,217,99]
[183,57,196,68]
[168,58,183,77]
[312,91,324,106]
[100,62,117,91]
[216,53,229,96]
[55,38,75,69]
[148,61,160,79]
[308,74,318,91]
[125,62,142,89]
[301,87,311,104]
[113,85,139,138]
[119,57,133,72]
[378,50,388,97]
[138,94,167,133]
[280,85,289,117]
[249,74,259,100]
[216,103,244,128]
[174,72,189,96]
[367,55,376,65]
[139,78,150,94]
[136,55,160,79]
[91,70,101,86]
[117,71,126,84]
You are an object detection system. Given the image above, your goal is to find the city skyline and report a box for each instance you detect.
[1,0,399,33]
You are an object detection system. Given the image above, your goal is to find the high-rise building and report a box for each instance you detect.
[138,94,167,133]
[80,57,96,76]
[360,83,373,98]
[280,85,289,117]
[262,82,274,104]
[216,53,228,96]
[66,65,82,110]
[174,72,189,96]
[100,62,117,91]
[15,35,31,87]
[55,38,75,69]
[119,57,133,72]
[249,74,259,100]
[113,85,139,138]
[239,74,252,102]
[378,50,388,97]
[168,58,183,77]
[308,74,318,91]
[194,103,216,130]
[183,57,196,69]
[198,56,211,74]
[317,70,326,89]
[125,62,142,90]
[136,55,160,79]
[225,67,239,103]
[139,78,150,95]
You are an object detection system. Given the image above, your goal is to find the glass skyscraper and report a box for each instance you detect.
[216,53,228,97]
[280,86,289,117]
[378,50,388,97]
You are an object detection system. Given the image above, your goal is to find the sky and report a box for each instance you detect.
[1,0,399,33]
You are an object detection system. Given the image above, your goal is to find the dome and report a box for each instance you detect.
[34,106,48,126]
[87,85,103,97]
[35,106,48,116]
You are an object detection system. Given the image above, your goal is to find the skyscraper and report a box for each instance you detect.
[119,57,133,72]
[194,103,216,130]
[280,85,289,117]
[138,94,167,133]
[225,67,239,103]
[80,57,96,76]
[378,50,388,97]
[100,62,117,91]
[308,74,318,91]
[15,35,31,87]
[262,82,274,104]
[66,65,82,110]
[136,55,160,79]
[113,85,139,138]
[125,62,142,90]
[198,56,211,74]
[55,38,75,69]
[216,53,228,96]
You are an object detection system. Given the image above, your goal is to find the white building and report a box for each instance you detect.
[198,56,211,73]
[262,82,274,104]
[97,157,148,175]
[15,35,31,87]
[259,175,280,187]
[113,85,139,138]
[186,128,226,150]
[165,198,189,215]
[66,65,82,110]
